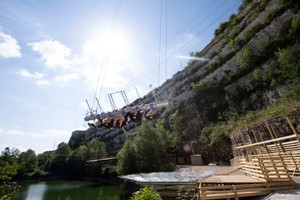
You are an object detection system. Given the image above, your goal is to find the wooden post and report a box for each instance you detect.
[270,125,285,153]
[286,117,300,143]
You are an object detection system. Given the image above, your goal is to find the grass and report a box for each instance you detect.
[202,85,300,145]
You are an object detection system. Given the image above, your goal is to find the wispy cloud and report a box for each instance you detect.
[1,128,25,136]
[0,128,71,153]
[54,73,79,86]
[18,69,45,79]
[0,128,70,138]
[36,79,50,86]
[28,40,71,69]
[0,31,21,58]
[26,37,136,90]
[175,55,210,62]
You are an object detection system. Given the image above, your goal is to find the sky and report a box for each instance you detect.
[0,0,242,154]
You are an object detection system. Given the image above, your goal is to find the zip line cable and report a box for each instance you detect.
[125,0,238,87]
[162,1,241,71]
[145,0,240,79]
[165,0,168,81]
[90,0,122,111]
[89,0,240,113]
[132,0,222,76]
[158,0,163,87]
[123,1,239,89]
[97,0,122,110]
[162,1,239,77]
[164,0,230,60]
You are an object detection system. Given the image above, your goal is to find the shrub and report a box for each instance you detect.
[276,43,300,83]
[130,186,162,200]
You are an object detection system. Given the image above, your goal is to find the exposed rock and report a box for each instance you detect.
[68,0,300,157]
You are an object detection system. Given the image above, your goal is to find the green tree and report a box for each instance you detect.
[37,151,53,171]
[156,119,179,152]
[130,186,162,200]
[87,139,106,160]
[67,145,88,176]
[52,142,71,173]
[135,122,163,172]
[0,147,20,200]
[18,149,37,173]
[116,137,138,175]
[0,147,19,180]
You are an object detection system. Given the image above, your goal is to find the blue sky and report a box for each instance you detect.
[0,0,241,154]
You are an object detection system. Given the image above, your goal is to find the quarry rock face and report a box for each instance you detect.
[69,0,300,154]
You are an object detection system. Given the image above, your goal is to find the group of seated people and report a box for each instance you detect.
[88,107,155,129]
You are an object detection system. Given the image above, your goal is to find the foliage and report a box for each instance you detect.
[0,148,20,200]
[134,122,163,172]
[0,148,19,181]
[159,163,175,172]
[130,186,162,200]
[117,119,181,174]
[290,16,298,33]
[18,149,37,173]
[0,162,18,181]
[214,22,230,36]
[87,139,106,160]
[237,46,254,71]
[279,0,299,7]
[277,43,300,84]
[116,137,138,175]
[37,151,53,171]
[200,85,300,144]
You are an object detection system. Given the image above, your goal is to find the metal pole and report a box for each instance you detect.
[85,99,93,114]
[135,87,141,99]
[149,84,158,103]
[122,90,130,105]
[95,97,104,113]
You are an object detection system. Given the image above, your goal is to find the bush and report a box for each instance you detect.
[159,163,176,172]
[130,186,162,200]
[277,43,300,83]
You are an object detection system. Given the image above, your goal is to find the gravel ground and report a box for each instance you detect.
[177,165,300,200]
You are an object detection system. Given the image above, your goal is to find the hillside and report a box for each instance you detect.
[68,0,300,163]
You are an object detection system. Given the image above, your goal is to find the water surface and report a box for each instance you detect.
[13,180,125,200]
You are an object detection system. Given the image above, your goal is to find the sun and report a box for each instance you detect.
[87,31,129,62]
[103,32,127,58]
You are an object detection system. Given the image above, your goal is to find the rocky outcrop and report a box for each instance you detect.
[68,0,300,154]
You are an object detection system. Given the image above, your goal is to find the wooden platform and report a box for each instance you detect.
[198,111,300,199]
[197,174,295,200]
[198,153,296,200]
[199,175,262,183]
[198,181,294,200]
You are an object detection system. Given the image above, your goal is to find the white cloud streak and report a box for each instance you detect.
[18,69,45,79]
[54,73,79,86]
[175,55,210,62]
[28,40,71,69]
[0,128,70,138]
[0,31,21,58]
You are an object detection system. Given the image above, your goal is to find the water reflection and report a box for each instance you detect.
[13,180,124,200]
[25,182,46,200]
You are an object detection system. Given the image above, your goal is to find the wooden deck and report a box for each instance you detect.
[196,113,300,200]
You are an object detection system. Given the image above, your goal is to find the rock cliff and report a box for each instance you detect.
[68,0,300,156]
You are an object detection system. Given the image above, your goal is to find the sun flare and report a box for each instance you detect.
[86,31,129,62]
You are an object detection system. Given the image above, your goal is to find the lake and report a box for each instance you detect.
[13,180,126,200]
